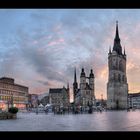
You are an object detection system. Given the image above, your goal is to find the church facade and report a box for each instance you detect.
[73,68,96,107]
[107,21,128,109]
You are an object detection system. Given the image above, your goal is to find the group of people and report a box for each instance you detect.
[28,106,139,114]
[51,106,104,115]
[26,104,105,115]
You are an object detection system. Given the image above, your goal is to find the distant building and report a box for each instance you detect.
[107,21,128,109]
[49,84,70,108]
[38,93,49,101]
[96,99,107,108]
[28,94,38,108]
[0,77,28,110]
[73,68,96,107]
[40,95,49,106]
[128,93,140,109]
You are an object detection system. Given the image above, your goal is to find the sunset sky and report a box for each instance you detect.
[1,9,140,102]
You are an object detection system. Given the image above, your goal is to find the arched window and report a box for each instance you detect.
[119,60,124,72]
[109,61,112,69]
[118,74,121,82]
[122,75,125,82]
[113,73,115,80]
[112,59,116,70]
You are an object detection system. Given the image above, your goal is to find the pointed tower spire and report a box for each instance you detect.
[81,67,85,77]
[67,82,69,89]
[113,21,122,55]
[73,67,78,101]
[109,46,111,54]
[115,21,120,41]
[89,69,94,78]
[124,46,126,55]
[74,67,77,83]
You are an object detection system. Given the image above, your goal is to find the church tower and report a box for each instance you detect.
[89,69,95,104]
[107,21,128,109]
[67,82,70,103]
[80,68,86,90]
[73,68,78,102]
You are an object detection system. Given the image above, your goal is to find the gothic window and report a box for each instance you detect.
[116,60,118,68]
[118,74,121,82]
[110,61,112,70]
[113,66,116,70]
[122,75,125,82]
[119,60,124,72]
[115,73,118,81]
[112,59,116,70]
[113,73,115,80]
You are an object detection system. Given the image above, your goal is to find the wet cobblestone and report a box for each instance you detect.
[0,110,140,131]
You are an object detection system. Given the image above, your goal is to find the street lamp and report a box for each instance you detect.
[11,93,14,108]
[127,90,129,109]
[7,100,10,111]
[36,96,39,114]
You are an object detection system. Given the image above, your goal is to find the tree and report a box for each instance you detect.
[8,107,18,114]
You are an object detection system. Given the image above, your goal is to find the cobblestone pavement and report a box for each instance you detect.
[1,110,140,131]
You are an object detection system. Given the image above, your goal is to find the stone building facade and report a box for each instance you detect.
[73,68,95,107]
[28,94,39,108]
[40,95,49,106]
[0,77,29,110]
[128,93,140,109]
[107,21,128,109]
[49,85,70,108]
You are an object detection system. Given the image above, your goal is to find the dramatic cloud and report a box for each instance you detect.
[1,9,140,102]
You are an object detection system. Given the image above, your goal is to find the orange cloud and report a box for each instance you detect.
[128,82,140,93]
[127,61,136,70]
[100,66,108,79]
[94,66,108,100]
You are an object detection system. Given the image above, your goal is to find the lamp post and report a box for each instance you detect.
[127,90,129,110]
[11,93,13,108]
[36,96,39,114]
[7,100,9,111]
[83,98,85,113]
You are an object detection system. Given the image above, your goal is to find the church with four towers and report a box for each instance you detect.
[73,68,96,107]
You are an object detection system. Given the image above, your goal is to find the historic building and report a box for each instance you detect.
[28,94,39,108]
[128,93,140,109]
[73,68,95,107]
[107,21,128,109]
[0,77,29,110]
[40,95,49,106]
[49,84,70,108]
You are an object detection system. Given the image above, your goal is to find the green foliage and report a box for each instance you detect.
[8,107,18,114]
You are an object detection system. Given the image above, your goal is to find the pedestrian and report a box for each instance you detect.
[80,107,83,114]
[54,107,56,115]
[36,108,38,115]
[45,108,48,114]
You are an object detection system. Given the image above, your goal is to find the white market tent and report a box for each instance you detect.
[38,104,44,108]
[45,104,52,108]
